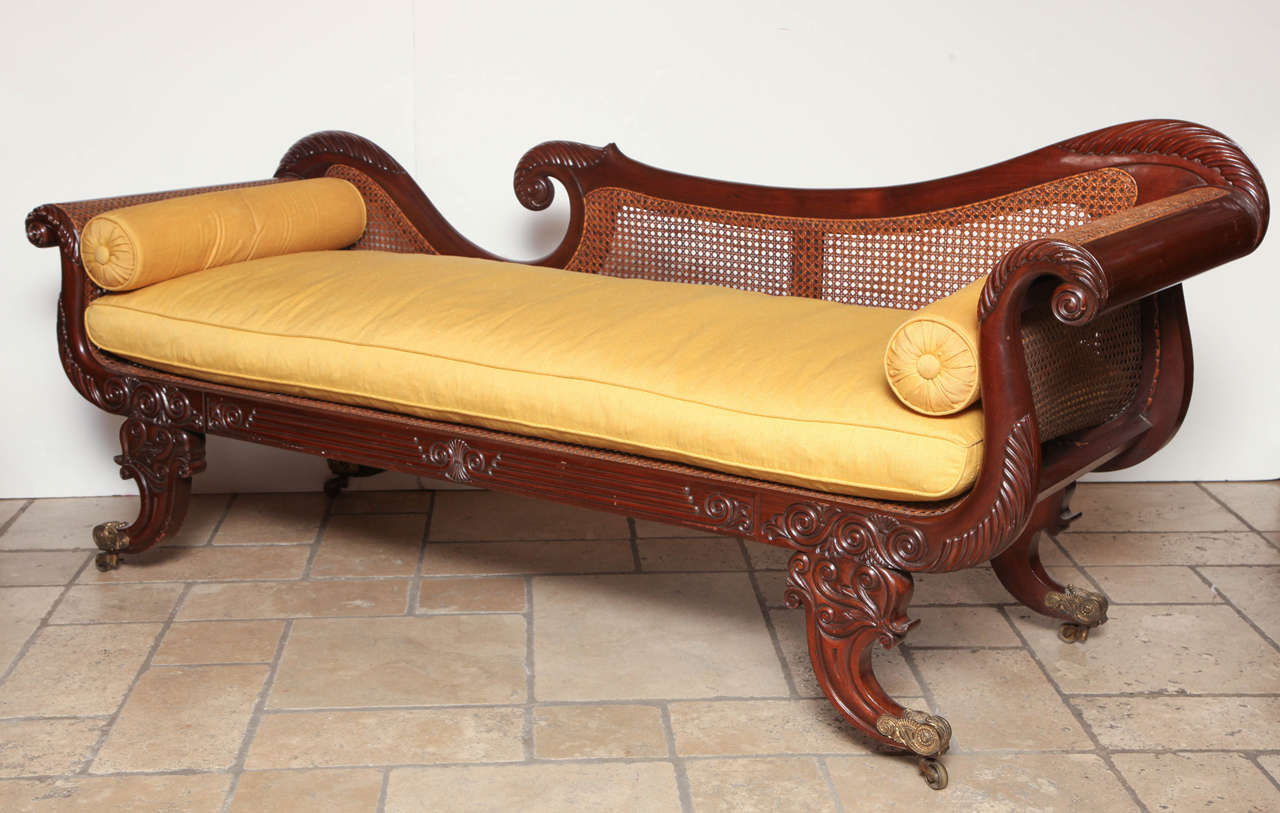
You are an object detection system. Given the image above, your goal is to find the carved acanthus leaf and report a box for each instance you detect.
[513,141,608,211]
[978,239,1108,326]
[277,131,409,177]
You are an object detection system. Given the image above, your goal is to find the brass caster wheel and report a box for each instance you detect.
[918,757,948,790]
[94,552,121,572]
[1059,622,1090,643]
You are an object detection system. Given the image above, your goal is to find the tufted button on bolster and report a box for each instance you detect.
[916,353,942,380]
[94,245,112,265]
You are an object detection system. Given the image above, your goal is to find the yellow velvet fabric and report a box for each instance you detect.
[79,179,366,291]
[883,278,985,416]
[84,251,985,500]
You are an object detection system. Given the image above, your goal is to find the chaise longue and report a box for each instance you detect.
[26,120,1268,789]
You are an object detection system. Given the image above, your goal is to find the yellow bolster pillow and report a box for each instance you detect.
[79,178,366,291]
[883,277,986,416]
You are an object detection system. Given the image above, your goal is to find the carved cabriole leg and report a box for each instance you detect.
[93,418,206,571]
[785,549,952,789]
[990,487,1108,642]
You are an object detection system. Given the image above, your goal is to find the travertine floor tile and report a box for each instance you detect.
[1010,604,1280,694]
[247,707,523,768]
[154,620,285,664]
[913,649,1092,751]
[93,664,268,772]
[1070,483,1247,532]
[269,616,525,708]
[417,576,525,613]
[82,545,309,583]
[1073,696,1280,749]
[633,519,723,538]
[49,583,184,624]
[179,579,408,620]
[745,542,792,570]
[1199,566,1280,643]
[1259,753,1280,784]
[1202,481,1280,531]
[637,538,747,571]
[914,567,1012,605]
[331,489,433,514]
[755,570,789,606]
[0,775,231,811]
[771,608,921,697]
[163,494,230,546]
[670,699,880,755]
[229,768,385,812]
[0,586,62,671]
[534,703,667,759]
[310,514,425,578]
[214,493,325,545]
[1084,565,1220,604]
[0,718,105,777]
[906,606,1021,647]
[0,497,135,551]
[0,623,160,717]
[1058,531,1280,565]
[429,490,629,541]
[686,756,837,813]
[826,753,1137,811]
[534,574,788,700]
[0,551,89,586]
[385,763,682,813]
[422,540,635,575]
[1112,752,1280,812]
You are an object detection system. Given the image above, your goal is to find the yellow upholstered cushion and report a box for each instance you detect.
[79,179,366,291]
[884,278,985,416]
[84,251,985,500]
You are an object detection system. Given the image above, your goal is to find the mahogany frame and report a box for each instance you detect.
[26,120,1268,787]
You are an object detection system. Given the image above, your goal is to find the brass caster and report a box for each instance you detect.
[1059,622,1090,643]
[94,552,121,572]
[918,757,948,790]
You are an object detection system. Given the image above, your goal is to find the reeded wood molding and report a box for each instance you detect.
[1059,119,1269,244]
[276,130,409,178]
[513,141,609,210]
[977,239,1108,326]
[941,415,1037,566]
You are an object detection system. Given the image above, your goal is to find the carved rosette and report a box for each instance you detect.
[978,239,1109,326]
[426,439,500,484]
[875,709,953,757]
[513,141,608,210]
[1044,585,1110,626]
[114,418,208,492]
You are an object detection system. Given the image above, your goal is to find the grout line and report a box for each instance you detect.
[997,604,1150,813]
[376,766,392,813]
[1245,753,1280,793]
[0,550,95,686]
[200,493,236,547]
[741,538,800,700]
[299,494,335,581]
[1189,566,1280,654]
[1194,482,1264,534]
[627,517,642,573]
[0,498,34,538]
[404,491,435,615]
[220,617,295,813]
[815,756,847,813]
[657,702,694,813]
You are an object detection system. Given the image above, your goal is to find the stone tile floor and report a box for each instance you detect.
[0,481,1276,811]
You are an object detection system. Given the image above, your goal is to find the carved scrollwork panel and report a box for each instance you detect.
[513,141,608,211]
[114,418,207,492]
[978,239,1109,326]
[425,438,501,484]
[683,488,754,534]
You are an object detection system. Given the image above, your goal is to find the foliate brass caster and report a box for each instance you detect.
[94,552,121,572]
[1059,622,1089,643]
[1045,584,1109,627]
[876,708,953,757]
[918,757,948,790]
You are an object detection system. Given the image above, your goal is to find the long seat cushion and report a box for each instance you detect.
[84,251,985,500]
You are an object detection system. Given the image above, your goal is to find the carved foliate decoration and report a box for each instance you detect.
[1044,585,1110,626]
[785,556,915,647]
[978,239,1108,326]
[207,398,252,431]
[876,709,953,757]
[114,418,207,493]
[426,438,501,483]
[684,488,754,533]
[1059,119,1269,245]
[941,415,1037,570]
[276,131,409,178]
[513,141,608,210]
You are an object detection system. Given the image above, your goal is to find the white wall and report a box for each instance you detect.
[2,0,1276,498]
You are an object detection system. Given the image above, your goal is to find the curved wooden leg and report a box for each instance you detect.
[991,487,1108,642]
[786,550,951,788]
[93,418,206,571]
[323,460,386,498]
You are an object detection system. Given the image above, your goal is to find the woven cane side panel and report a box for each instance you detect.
[1020,302,1145,440]
[326,165,437,254]
[569,169,1137,307]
